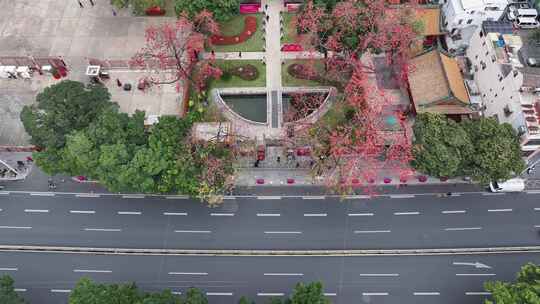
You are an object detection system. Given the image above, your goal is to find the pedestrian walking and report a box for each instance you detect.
[238,51,242,58]
[112,8,117,16]
[116,78,122,87]
[211,49,215,56]
[78,0,84,8]
[277,156,281,163]
[89,0,95,6]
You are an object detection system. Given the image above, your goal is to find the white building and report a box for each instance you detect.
[465,21,540,160]
[442,0,509,51]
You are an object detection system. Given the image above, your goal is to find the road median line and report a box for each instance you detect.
[0,245,538,256]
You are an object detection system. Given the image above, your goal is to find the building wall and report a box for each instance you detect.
[466,26,540,159]
[442,0,508,48]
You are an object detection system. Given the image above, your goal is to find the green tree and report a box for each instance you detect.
[462,117,525,184]
[529,28,540,45]
[175,0,240,22]
[69,278,142,304]
[290,282,329,304]
[485,263,540,304]
[21,80,111,150]
[182,288,208,304]
[20,80,112,175]
[411,113,473,178]
[238,296,255,304]
[141,289,182,304]
[0,275,25,304]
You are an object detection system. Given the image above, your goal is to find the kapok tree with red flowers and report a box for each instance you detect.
[131,10,221,92]
[288,0,419,192]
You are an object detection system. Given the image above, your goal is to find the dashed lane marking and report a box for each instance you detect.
[488,209,512,212]
[413,292,440,296]
[30,192,54,197]
[257,196,282,200]
[117,211,142,215]
[75,193,100,198]
[442,210,466,214]
[24,209,49,213]
[302,196,326,200]
[163,212,187,216]
[465,292,492,296]
[348,213,374,216]
[393,211,420,216]
[70,210,95,214]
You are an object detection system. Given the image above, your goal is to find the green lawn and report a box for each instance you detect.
[210,14,265,52]
[282,60,324,87]
[210,60,266,89]
[163,0,176,17]
[282,12,298,44]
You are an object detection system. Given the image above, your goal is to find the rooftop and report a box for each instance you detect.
[408,50,472,114]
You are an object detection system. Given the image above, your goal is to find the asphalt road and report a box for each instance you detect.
[2,251,537,304]
[0,191,539,250]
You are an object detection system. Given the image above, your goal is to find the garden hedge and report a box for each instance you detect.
[210,16,257,45]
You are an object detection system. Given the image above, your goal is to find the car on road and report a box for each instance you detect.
[489,178,526,192]
[515,16,540,29]
[527,57,540,67]
[508,3,534,20]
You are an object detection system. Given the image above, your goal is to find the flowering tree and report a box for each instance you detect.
[287,0,419,192]
[131,10,221,92]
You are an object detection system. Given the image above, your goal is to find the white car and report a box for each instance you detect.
[489,178,526,192]
[508,3,534,20]
[515,16,540,29]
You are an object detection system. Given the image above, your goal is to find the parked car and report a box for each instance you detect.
[515,16,540,29]
[527,57,540,67]
[489,178,526,192]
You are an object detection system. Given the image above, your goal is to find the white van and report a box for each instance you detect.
[489,178,526,192]
[515,17,540,28]
[517,8,538,18]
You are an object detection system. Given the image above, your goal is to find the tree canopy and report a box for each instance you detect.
[0,276,25,304]
[412,113,525,183]
[174,0,240,22]
[485,263,540,304]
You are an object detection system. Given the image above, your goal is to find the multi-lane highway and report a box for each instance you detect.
[0,191,538,249]
[1,251,537,304]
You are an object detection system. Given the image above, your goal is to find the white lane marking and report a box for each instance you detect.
[206,292,233,296]
[302,196,326,200]
[535,225,540,228]
[174,230,212,233]
[0,192,9,195]
[14,288,26,292]
[264,231,302,234]
[354,230,391,234]
[303,213,327,217]
[168,272,208,275]
[324,293,337,296]
[70,210,95,214]
[263,273,304,276]
[360,273,399,277]
[223,196,236,200]
[465,292,492,296]
[257,196,282,200]
[344,195,370,199]
[117,211,142,215]
[172,291,182,295]
[122,195,145,199]
[73,269,112,273]
[389,194,415,198]
[257,213,281,217]
[534,208,540,211]
[0,226,31,230]
[30,192,55,196]
[482,193,505,196]
[349,213,374,216]
[0,267,18,271]
[51,289,71,293]
[257,293,285,296]
[24,209,49,213]
[442,210,466,214]
[163,212,187,216]
[527,190,540,194]
[165,196,189,199]
[393,211,420,216]
[444,227,482,231]
[488,209,513,212]
[210,213,235,216]
[75,193,100,198]
[414,292,440,296]
[84,228,121,232]
[456,273,496,276]
[362,292,389,296]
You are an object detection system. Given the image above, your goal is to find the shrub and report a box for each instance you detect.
[210,16,257,45]
[221,70,232,81]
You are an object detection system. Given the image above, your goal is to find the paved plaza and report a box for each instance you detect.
[0,0,180,146]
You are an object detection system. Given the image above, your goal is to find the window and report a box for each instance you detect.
[525,139,540,146]
[467,19,473,24]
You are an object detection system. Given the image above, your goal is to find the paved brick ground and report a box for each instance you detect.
[0,0,181,145]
